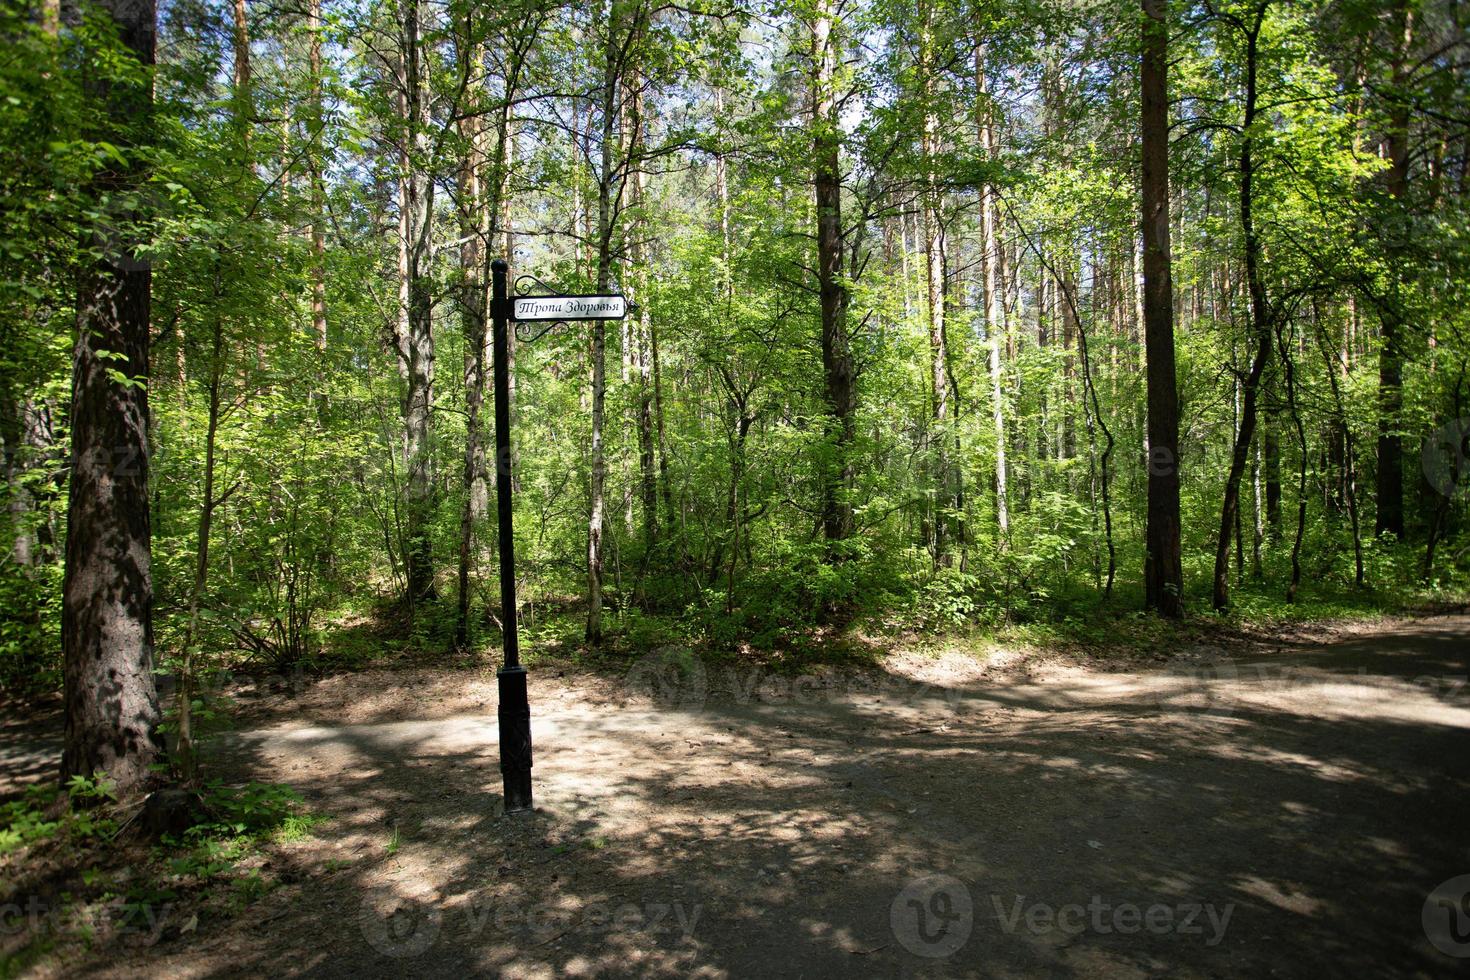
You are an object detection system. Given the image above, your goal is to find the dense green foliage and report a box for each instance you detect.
[2,0,1467,696]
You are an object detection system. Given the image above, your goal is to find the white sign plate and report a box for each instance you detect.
[512,295,627,321]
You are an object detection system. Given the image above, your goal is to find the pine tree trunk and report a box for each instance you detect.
[232,0,250,129]
[1140,0,1184,617]
[813,0,855,550]
[62,0,163,797]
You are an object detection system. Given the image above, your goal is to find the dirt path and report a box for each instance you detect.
[0,703,60,802]
[41,615,1470,977]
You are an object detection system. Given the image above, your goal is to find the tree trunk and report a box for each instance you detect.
[651,303,675,543]
[586,1,624,643]
[630,82,658,558]
[1140,0,1184,617]
[1232,360,1246,582]
[455,28,486,648]
[1213,8,1270,613]
[976,42,1008,543]
[1320,324,1367,587]
[62,0,163,797]
[1036,266,1050,466]
[231,0,250,135]
[1059,255,1078,464]
[502,121,517,491]
[307,0,326,349]
[1252,434,1264,576]
[813,0,855,550]
[920,9,953,565]
[0,393,34,569]
[396,0,436,605]
[1264,410,1282,541]
[1375,1,1414,539]
[1278,320,1308,601]
[709,378,751,589]
[177,283,228,779]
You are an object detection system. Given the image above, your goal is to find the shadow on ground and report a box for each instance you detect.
[46,615,1470,978]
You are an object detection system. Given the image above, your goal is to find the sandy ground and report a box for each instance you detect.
[8,614,1470,978]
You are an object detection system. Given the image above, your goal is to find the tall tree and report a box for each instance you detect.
[1140,0,1184,617]
[1212,0,1274,613]
[811,0,857,551]
[628,71,658,559]
[307,0,327,349]
[918,2,955,564]
[454,13,487,648]
[586,0,639,643]
[975,37,1009,543]
[1373,0,1414,539]
[62,0,163,796]
[393,0,437,605]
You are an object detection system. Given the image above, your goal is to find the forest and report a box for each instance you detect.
[5,0,1467,751]
[0,0,1468,973]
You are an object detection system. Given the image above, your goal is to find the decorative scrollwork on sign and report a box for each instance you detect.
[515,320,564,344]
[506,273,629,344]
[514,274,559,298]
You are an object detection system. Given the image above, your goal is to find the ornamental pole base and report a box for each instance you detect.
[497,665,533,814]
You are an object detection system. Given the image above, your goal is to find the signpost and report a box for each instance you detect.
[489,259,627,815]
[512,294,627,322]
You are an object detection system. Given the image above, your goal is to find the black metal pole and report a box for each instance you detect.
[491,258,532,813]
